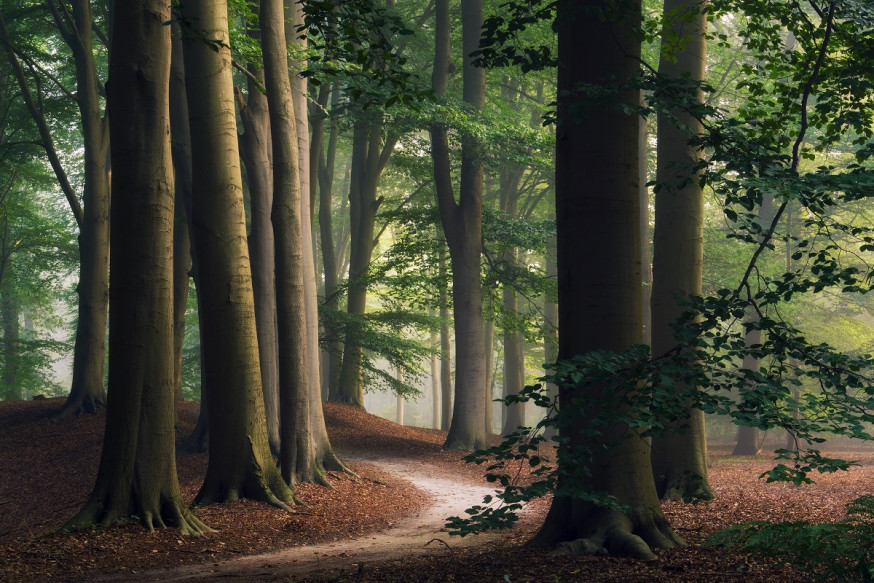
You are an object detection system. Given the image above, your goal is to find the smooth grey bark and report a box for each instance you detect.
[181,0,292,508]
[649,0,712,501]
[431,0,488,451]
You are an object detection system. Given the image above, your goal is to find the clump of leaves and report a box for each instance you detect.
[707,495,874,582]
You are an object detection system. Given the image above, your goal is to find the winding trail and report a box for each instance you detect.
[103,456,513,582]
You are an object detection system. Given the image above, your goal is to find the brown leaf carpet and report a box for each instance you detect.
[2,398,872,581]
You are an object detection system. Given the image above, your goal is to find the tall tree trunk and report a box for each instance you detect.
[65,0,207,533]
[170,25,192,406]
[46,0,110,420]
[430,314,440,429]
[287,0,346,480]
[181,0,292,507]
[1,276,20,400]
[316,87,343,400]
[542,237,559,442]
[499,163,526,436]
[431,0,487,451]
[438,241,452,431]
[530,0,682,558]
[483,317,495,434]
[649,0,712,501]
[169,24,209,451]
[237,3,281,455]
[335,119,394,408]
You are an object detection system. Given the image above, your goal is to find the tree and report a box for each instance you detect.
[179,0,292,507]
[649,0,713,500]
[65,0,207,533]
[431,0,488,451]
[0,0,110,419]
[528,0,683,558]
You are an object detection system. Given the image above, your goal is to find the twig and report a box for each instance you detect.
[425,537,454,557]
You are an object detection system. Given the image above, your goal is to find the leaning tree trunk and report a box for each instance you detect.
[47,0,110,420]
[180,0,292,508]
[431,0,487,451]
[529,0,683,559]
[65,0,207,534]
[649,0,713,501]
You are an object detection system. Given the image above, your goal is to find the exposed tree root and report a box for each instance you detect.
[65,495,212,536]
[531,504,684,561]
[50,392,104,422]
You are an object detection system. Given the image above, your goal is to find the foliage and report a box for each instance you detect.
[707,495,874,582]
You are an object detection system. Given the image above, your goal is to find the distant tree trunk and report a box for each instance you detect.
[316,86,343,400]
[181,0,292,507]
[336,119,395,409]
[237,2,281,455]
[499,161,526,437]
[65,0,207,533]
[396,367,405,425]
[430,315,440,429]
[1,277,20,400]
[438,242,452,431]
[542,228,558,442]
[649,0,712,501]
[640,110,652,347]
[44,0,110,420]
[483,317,495,434]
[733,325,762,456]
[530,0,682,558]
[431,0,487,451]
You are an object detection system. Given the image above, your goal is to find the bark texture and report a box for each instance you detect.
[529,0,683,559]
[180,0,292,508]
[649,0,713,501]
[431,0,487,451]
[66,0,206,534]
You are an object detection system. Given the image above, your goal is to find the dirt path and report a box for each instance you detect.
[98,456,512,582]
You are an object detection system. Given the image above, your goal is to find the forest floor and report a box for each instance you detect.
[1,399,873,582]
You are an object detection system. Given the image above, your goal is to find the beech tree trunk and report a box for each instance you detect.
[287,0,346,481]
[170,25,192,406]
[65,0,206,533]
[438,242,452,431]
[431,0,487,451]
[529,0,683,559]
[237,3,281,455]
[180,0,292,508]
[335,119,395,408]
[649,0,713,501]
[1,277,19,400]
[44,1,110,420]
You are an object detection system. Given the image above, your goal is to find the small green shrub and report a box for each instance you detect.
[706,495,874,582]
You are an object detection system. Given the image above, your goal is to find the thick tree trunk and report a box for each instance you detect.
[530,0,682,559]
[542,224,559,442]
[51,0,110,420]
[181,0,292,508]
[649,0,712,501]
[431,0,487,451]
[65,0,206,533]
